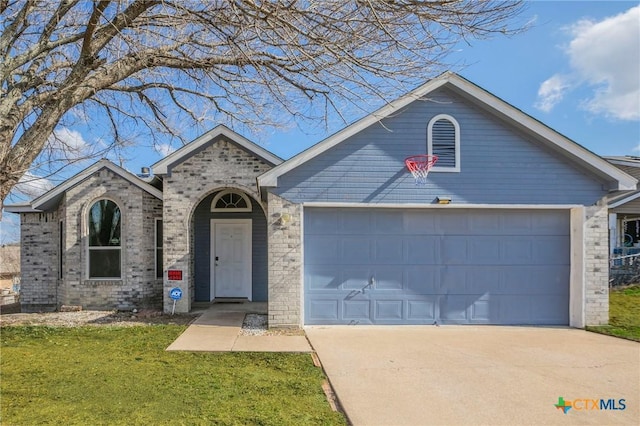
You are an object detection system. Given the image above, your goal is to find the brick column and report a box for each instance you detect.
[267,192,302,327]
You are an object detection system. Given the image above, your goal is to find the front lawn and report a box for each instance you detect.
[586,285,640,342]
[0,325,346,425]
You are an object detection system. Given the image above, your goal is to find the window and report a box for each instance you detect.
[88,199,121,278]
[427,114,460,172]
[211,190,252,212]
[155,219,163,279]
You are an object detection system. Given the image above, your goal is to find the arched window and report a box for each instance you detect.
[211,190,252,212]
[427,114,460,172]
[88,199,121,278]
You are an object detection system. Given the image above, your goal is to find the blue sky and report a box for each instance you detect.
[2,1,639,243]
[250,0,639,162]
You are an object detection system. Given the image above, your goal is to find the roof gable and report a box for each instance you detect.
[152,125,283,175]
[258,73,636,192]
[5,160,163,213]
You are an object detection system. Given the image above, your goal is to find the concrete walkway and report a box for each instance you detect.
[306,326,639,426]
[166,304,311,352]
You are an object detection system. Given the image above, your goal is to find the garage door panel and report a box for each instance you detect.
[440,296,469,322]
[407,299,437,320]
[306,236,340,264]
[405,211,437,233]
[468,238,502,264]
[533,211,570,234]
[531,296,569,323]
[374,237,404,263]
[304,208,569,325]
[373,210,405,234]
[470,298,492,322]
[308,299,339,321]
[305,266,338,290]
[340,210,371,234]
[341,268,370,290]
[406,267,439,294]
[343,299,370,320]
[406,236,440,263]
[374,300,404,321]
[503,266,569,295]
[469,213,501,234]
[342,238,372,263]
[441,237,469,264]
[532,237,570,264]
[306,210,338,234]
[373,268,404,290]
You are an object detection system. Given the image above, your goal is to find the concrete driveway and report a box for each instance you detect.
[306,326,639,425]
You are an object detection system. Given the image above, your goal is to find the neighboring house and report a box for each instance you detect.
[605,156,640,256]
[5,73,636,327]
[0,244,20,291]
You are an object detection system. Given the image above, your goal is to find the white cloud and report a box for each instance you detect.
[47,127,90,158]
[156,143,175,156]
[536,6,640,120]
[13,172,54,199]
[535,74,572,112]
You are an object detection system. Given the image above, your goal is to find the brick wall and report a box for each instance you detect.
[266,192,302,327]
[162,139,271,313]
[584,204,609,325]
[47,167,164,310]
[20,212,59,311]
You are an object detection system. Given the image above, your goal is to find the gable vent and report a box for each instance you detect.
[432,119,456,167]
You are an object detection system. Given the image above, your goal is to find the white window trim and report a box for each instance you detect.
[427,114,460,172]
[211,190,252,212]
[155,218,163,279]
[86,198,123,280]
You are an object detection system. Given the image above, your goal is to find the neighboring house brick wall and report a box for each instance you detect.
[60,168,162,309]
[20,212,59,312]
[162,139,272,313]
[584,204,609,325]
[267,192,302,327]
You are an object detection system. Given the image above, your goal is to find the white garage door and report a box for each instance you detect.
[304,208,570,325]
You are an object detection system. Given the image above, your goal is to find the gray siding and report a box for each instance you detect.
[274,88,607,205]
[193,191,268,301]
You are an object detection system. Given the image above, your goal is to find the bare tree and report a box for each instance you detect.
[0,0,526,215]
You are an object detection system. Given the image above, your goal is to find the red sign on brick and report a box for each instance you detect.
[167,270,183,281]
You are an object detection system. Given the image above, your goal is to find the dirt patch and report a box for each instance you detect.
[0,309,199,327]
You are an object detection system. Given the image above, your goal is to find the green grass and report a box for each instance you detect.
[586,285,640,342]
[0,325,346,426]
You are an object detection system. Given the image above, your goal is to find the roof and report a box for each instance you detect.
[609,191,640,209]
[152,124,283,175]
[257,72,636,192]
[4,160,163,213]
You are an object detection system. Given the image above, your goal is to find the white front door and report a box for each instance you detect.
[211,219,252,300]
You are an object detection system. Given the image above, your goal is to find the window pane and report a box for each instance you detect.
[89,249,121,278]
[89,200,121,247]
[156,249,163,279]
[156,220,163,246]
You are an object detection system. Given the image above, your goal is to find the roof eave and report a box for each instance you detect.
[31,160,163,211]
[3,203,42,213]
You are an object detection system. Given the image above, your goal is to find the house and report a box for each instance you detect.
[5,73,636,327]
[0,244,20,291]
[606,156,640,254]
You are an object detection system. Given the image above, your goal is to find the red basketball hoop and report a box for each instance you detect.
[405,155,438,185]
